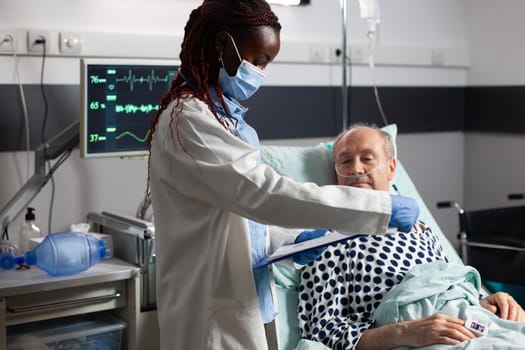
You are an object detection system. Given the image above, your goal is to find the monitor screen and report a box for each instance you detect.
[80,58,179,158]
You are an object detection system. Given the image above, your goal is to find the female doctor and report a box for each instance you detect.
[147,0,418,349]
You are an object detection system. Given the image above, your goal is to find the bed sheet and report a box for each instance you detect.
[374,261,525,349]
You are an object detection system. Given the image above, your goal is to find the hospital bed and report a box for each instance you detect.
[259,124,468,350]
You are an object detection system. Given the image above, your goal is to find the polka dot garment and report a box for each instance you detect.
[297,222,448,350]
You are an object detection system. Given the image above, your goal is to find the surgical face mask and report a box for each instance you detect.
[218,34,266,101]
[335,158,392,181]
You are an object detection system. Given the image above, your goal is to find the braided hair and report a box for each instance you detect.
[147,0,280,149]
[143,0,280,207]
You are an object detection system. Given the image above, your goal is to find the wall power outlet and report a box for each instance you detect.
[27,29,51,53]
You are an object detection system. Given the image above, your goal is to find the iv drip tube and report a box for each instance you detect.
[340,0,348,132]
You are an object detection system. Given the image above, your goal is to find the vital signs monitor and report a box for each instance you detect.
[80,58,179,158]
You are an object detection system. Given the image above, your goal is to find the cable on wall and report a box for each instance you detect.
[340,0,349,132]
[35,37,56,234]
[8,37,32,182]
[37,39,49,145]
[0,34,32,240]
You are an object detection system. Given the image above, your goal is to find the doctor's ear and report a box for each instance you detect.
[215,31,240,76]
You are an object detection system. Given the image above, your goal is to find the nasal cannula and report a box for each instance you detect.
[334,159,392,181]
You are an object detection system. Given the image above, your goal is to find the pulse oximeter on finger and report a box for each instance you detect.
[464,319,488,337]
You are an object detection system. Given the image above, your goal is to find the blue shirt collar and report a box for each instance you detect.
[210,89,248,121]
[178,70,248,121]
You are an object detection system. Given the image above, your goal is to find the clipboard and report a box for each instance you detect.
[253,231,362,269]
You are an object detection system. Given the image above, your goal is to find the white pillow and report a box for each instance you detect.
[260,124,398,186]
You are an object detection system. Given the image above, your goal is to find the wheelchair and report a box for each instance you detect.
[438,194,525,307]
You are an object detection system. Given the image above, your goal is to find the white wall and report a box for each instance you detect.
[465,0,525,86]
[464,0,525,212]
[0,0,469,250]
[397,132,464,248]
[464,132,525,211]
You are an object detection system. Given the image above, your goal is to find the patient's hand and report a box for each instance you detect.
[480,292,525,322]
[357,314,475,350]
[397,314,476,347]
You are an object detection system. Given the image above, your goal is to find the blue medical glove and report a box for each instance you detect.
[292,229,329,266]
[389,194,419,232]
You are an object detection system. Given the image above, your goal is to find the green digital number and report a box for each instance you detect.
[89,101,100,110]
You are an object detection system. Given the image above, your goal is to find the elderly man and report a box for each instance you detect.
[298,124,525,350]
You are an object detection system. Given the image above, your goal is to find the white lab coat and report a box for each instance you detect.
[149,97,391,350]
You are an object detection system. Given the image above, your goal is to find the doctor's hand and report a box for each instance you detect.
[389,194,419,233]
[292,229,328,266]
[480,292,525,322]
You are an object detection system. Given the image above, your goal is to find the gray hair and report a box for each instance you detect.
[333,123,395,159]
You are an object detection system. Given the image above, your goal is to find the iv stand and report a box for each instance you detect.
[0,120,79,238]
[340,0,349,132]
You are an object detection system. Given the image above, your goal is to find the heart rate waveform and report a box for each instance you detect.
[115,129,150,143]
[89,129,150,144]
[115,104,160,114]
[115,69,175,91]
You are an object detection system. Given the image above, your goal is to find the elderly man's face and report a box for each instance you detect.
[334,127,396,192]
